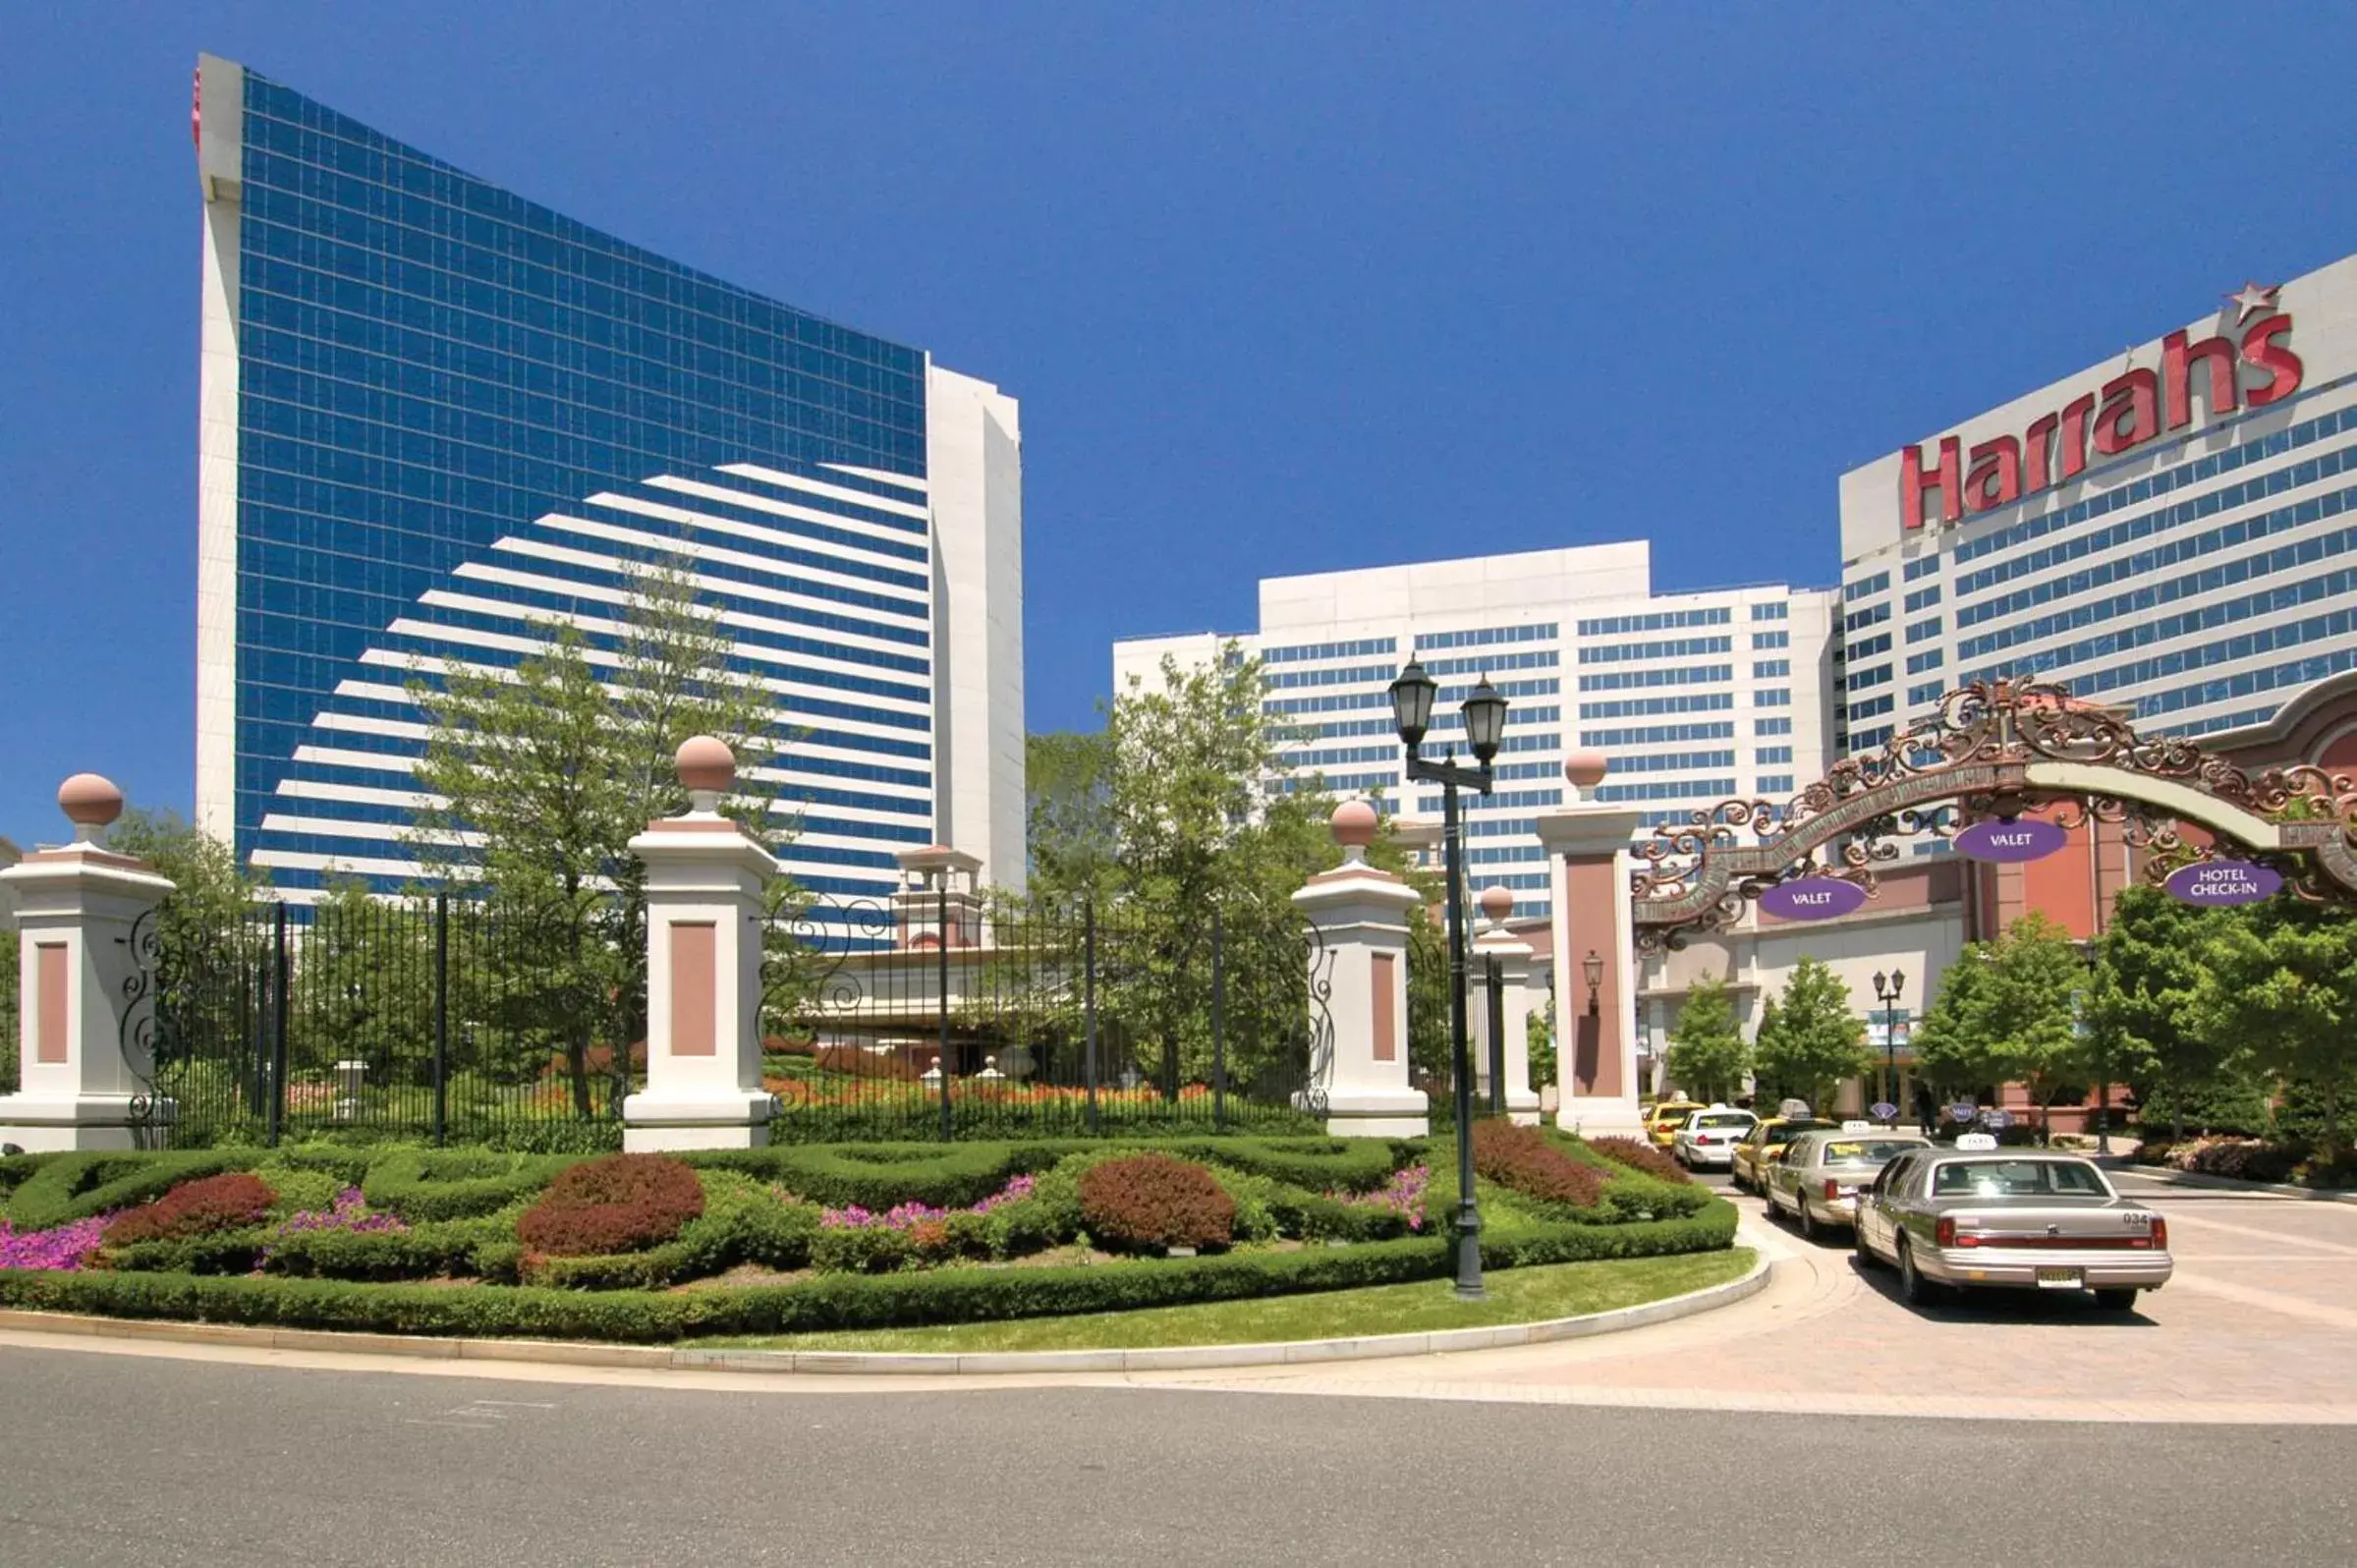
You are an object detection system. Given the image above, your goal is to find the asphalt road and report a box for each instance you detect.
[1,1346,2352,1567]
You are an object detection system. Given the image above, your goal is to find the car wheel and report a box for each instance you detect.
[1896,1239,1945,1307]
[1854,1223,1878,1269]
[2093,1287,2139,1313]
[1796,1198,1818,1242]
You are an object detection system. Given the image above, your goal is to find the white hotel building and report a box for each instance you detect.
[1111,540,1839,922]
[1838,253,2357,758]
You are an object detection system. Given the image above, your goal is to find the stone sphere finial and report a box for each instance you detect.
[1478,884,1514,925]
[58,772,125,845]
[675,735,735,812]
[1331,799,1379,863]
[1562,750,1609,799]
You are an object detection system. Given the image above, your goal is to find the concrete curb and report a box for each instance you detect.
[0,1249,1771,1377]
[2104,1161,2357,1205]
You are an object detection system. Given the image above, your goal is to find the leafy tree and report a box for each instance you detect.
[1024,730,1116,897]
[2190,899,2357,1156]
[1913,941,1998,1100]
[291,881,436,1087]
[2090,885,2237,1143]
[409,561,791,1118]
[1664,976,1749,1102]
[1914,913,2090,1140]
[1527,996,1557,1092]
[1753,956,1873,1114]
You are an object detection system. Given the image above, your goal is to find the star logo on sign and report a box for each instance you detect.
[2224,281,2281,325]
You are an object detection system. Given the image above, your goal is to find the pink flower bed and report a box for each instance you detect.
[0,1216,110,1272]
[816,1174,1037,1231]
[1338,1164,1429,1231]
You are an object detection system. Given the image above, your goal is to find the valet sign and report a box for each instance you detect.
[2163,861,2283,907]
[1760,877,1869,922]
[1955,817,2068,864]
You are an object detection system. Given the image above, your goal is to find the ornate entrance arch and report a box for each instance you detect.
[1628,679,2357,950]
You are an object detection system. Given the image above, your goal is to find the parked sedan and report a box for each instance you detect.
[1671,1106,1757,1170]
[1646,1100,1705,1150]
[1730,1117,1838,1194]
[1764,1128,1931,1239]
[1854,1140,2171,1310]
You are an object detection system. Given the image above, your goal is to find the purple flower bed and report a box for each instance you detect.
[816,1174,1037,1231]
[1338,1164,1429,1231]
[258,1189,408,1266]
[0,1216,110,1272]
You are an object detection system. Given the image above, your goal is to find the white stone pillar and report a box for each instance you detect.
[623,738,781,1151]
[1471,885,1543,1126]
[1535,753,1648,1141]
[0,775,179,1152]
[1292,802,1429,1138]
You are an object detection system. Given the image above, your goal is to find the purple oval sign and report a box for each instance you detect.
[2163,860,2283,907]
[1955,817,2069,864]
[1759,876,1869,922]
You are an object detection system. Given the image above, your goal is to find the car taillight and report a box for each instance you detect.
[2150,1216,2166,1249]
[1823,1179,1841,1201]
[1935,1216,1977,1248]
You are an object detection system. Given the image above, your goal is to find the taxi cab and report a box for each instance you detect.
[1645,1100,1705,1149]
[1730,1114,1837,1194]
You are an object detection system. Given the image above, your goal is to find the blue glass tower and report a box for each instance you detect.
[193,56,1028,899]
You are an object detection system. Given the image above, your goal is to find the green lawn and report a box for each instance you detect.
[689,1247,1755,1355]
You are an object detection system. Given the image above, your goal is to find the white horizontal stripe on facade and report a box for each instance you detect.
[787,825,921,854]
[822,462,929,494]
[291,745,421,775]
[259,812,483,850]
[331,679,417,705]
[758,799,927,831]
[490,537,927,663]
[722,463,932,521]
[528,515,930,630]
[313,711,433,743]
[251,848,435,879]
[586,492,929,601]
[274,778,442,811]
[742,761,928,804]
[644,475,924,553]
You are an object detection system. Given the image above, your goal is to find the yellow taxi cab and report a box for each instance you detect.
[1730,1113,1838,1194]
[1646,1100,1705,1149]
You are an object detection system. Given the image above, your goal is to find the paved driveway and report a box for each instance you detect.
[1169,1169,2357,1423]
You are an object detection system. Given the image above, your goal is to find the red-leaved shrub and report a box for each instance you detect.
[1470,1121,1606,1209]
[1588,1137,1690,1185]
[1079,1153,1236,1252]
[516,1154,705,1258]
[102,1172,276,1247]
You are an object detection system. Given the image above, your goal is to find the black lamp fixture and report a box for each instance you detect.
[1873,969,1905,1122]
[1387,657,1509,1301]
[1582,949,1604,1013]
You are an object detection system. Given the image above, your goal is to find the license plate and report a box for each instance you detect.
[2035,1266,2083,1289]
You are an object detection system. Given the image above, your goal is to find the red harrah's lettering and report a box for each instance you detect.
[1900,312,2303,530]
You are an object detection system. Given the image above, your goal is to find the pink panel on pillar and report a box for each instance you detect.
[670,923,717,1057]
[1371,952,1397,1062]
[35,942,69,1064]
[1560,856,1622,1097]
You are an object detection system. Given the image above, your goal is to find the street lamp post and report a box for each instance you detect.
[1388,658,1508,1302]
[1872,969,1905,1123]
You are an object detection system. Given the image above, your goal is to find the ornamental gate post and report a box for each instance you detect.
[0,775,179,1151]
[1471,886,1542,1127]
[1534,755,1648,1141]
[623,738,781,1151]
[1290,801,1428,1138]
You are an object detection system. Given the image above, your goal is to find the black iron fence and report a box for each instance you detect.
[107,887,1331,1148]
[758,896,1332,1141]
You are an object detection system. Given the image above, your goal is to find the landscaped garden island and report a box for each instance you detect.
[0,1125,1735,1349]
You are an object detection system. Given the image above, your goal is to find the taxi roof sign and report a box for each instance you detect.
[1954,1133,2000,1151]
[1839,1120,1874,1133]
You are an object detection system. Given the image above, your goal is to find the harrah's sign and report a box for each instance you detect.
[1898,310,2302,530]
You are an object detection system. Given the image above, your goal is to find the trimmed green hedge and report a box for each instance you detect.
[360,1150,576,1222]
[0,1199,1736,1343]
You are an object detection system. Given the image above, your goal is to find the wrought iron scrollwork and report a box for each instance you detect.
[1294,917,1335,1118]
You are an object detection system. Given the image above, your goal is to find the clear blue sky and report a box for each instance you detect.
[4,2,2352,845]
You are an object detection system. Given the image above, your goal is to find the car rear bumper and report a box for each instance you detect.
[1684,1148,1734,1168]
[1921,1250,2173,1290]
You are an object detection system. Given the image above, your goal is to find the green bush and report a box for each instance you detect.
[5,1149,261,1231]
[263,1212,520,1283]
[361,1149,574,1222]
[0,1200,1736,1343]
[523,1173,822,1290]
[102,1172,276,1247]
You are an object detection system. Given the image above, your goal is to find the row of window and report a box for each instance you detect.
[1428,704,1563,731]
[1844,600,1892,635]
[1595,778,1739,803]
[1849,723,1894,752]
[1752,601,1790,621]
[1757,715,1793,735]
[1957,479,2357,634]
[1957,444,2357,603]
[1578,692,1736,720]
[1968,601,2357,705]
[1495,758,1562,780]
[1752,630,1790,649]
[1756,745,1794,764]
[1607,749,1737,774]
[1847,663,1891,692]
[1844,571,1890,603]
[1959,525,2357,665]
[1951,391,2357,565]
[1906,680,1944,706]
[1907,647,1944,676]
[1847,632,1891,661]
[1754,658,1791,678]
[1467,843,1548,866]
[1903,584,1941,613]
[1263,690,1389,716]
[1577,664,1733,692]
[1436,677,1558,704]
[1263,662,1393,691]
[1417,623,1557,651]
[1904,554,1941,583]
[1579,720,1735,747]
[1759,774,1796,793]
[1849,694,1894,722]
[1421,649,1557,676]
[1419,788,1563,813]
[1282,743,1396,768]
[1263,636,1395,665]
[1576,607,1729,636]
[1758,688,1791,706]
[1579,636,1732,664]
[1907,615,1941,644]
[1272,769,1398,794]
